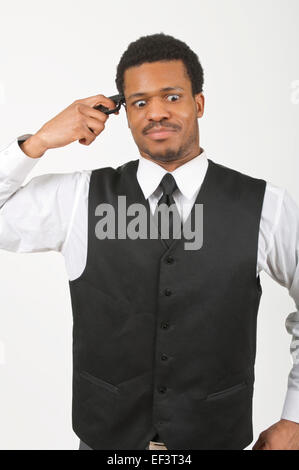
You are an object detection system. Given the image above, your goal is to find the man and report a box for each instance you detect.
[0,32,299,450]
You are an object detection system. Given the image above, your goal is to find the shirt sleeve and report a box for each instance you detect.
[0,136,83,253]
[261,186,299,422]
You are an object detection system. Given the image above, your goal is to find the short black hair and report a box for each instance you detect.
[115,33,204,98]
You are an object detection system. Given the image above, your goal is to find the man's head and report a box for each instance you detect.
[115,33,205,168]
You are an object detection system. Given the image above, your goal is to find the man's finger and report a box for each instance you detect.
[77,94,117,110]
[252,436,265,450]
[79,104,110,122]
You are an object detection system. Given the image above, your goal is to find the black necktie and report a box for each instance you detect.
[154,173,181,246]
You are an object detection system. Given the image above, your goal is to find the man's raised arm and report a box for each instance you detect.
[0,93,118,253]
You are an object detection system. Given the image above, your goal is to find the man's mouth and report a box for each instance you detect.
[145,128,178,140]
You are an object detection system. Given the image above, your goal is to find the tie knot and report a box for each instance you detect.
[159,173,178,197]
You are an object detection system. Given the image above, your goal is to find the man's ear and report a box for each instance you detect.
[195,92,205,118]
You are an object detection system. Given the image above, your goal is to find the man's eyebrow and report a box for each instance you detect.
[127,87,184,101]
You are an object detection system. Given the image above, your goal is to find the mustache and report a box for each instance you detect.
[143,122,180,134]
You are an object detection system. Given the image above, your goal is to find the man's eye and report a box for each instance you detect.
[133,94,181,108]
[167,94,180,102]
[134,100,146,108]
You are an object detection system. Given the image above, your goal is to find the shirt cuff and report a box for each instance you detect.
[0,136,39,184]
[281,388,299,423]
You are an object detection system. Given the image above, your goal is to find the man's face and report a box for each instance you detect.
[123,59,204,164]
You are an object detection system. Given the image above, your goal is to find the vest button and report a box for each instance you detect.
[158,386,167,394]
[161,354,168,361]
[161,321,169,329]
[165,256,174,264]
[164,288,172,296]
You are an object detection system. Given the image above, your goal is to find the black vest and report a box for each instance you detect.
[68,158,266,450]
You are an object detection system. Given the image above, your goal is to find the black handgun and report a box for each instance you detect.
[93,93,126,115]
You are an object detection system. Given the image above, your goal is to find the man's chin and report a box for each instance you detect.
[143,148,181,163]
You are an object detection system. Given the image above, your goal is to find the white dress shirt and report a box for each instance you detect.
[0,136,299,424]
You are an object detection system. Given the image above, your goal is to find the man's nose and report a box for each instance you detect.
[145,97,171,121]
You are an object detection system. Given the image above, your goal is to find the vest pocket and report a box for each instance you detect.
[79,370,120,395]
[206,381,247,401]
[72,368,120,446]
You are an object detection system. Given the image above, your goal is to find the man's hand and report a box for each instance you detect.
[21,94,119,158]
[252,419,299,450]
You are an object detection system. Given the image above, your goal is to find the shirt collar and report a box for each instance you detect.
[136,148,208,200]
